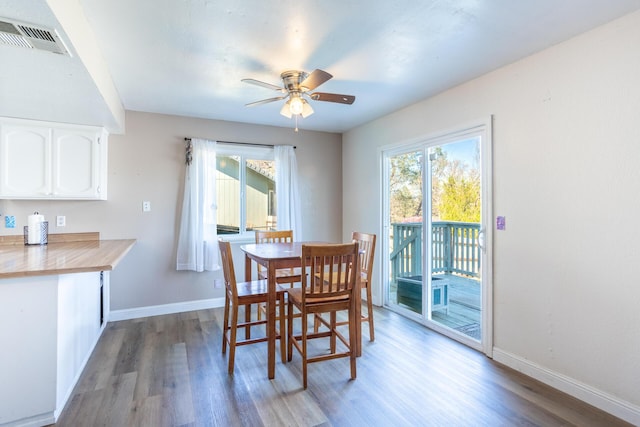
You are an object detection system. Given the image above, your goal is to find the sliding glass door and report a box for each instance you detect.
[383,121,492,353]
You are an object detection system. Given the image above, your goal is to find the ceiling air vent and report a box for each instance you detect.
[0,18,70,56]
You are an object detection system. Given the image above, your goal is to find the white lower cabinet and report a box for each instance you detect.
[0,271,109,426]
[0,117,108,200]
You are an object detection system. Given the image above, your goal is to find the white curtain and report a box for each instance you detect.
[275,145,302,239]
[176,139,219,272]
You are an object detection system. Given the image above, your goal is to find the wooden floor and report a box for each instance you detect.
[52,306,631,427]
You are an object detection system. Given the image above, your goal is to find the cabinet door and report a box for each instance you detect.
[0,123,52,197]
[52,128,105,199]
[0,118,107,200]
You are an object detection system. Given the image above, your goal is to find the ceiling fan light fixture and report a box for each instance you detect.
[281,95,314,119]
[280,101,293,118]
[289,95,304,115]
[301,100,314,118]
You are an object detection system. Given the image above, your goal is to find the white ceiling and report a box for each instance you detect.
[2,0,640,134]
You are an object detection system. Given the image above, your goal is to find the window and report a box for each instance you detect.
[215,145,276,235]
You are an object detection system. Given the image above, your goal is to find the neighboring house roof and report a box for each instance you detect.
[247,161,275,181]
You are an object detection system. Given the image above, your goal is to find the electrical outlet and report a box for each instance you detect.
[57,216,66,227]
[142,201,151,212]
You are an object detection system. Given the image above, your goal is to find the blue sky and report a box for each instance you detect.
[442,137,479,167]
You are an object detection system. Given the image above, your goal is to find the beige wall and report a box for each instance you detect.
[0,112,342,311]
[343,9,640,421]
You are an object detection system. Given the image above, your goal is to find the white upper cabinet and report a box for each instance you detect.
[0,117,108,200]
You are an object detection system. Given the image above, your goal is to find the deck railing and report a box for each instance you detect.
[391,221,481,280]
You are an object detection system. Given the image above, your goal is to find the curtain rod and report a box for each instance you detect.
[184,137,296,149]
[184,138,296,165]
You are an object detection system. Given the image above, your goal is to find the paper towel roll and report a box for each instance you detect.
[27,212,45,244]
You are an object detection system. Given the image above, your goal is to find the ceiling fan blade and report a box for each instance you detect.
[309,92,356,105]
[300,69,333,91]
[245,96,287,107]
[242,78,285,92]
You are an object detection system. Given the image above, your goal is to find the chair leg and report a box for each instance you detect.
[228,303,239,375]
[287,299,294,362]
[244,303,252,339]
[313,313,321,333]
[365,282,375,341]
[279,294,286,363]
[330,311,337,353]
[222,295,230,354]
[302,309,308,389]
[349,304,357,380]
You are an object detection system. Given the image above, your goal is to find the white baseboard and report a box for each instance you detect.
[2,413,55,427]
[109,298,225,322]
[492,348,640,425]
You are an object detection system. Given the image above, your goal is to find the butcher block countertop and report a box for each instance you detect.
[0,232,136,279]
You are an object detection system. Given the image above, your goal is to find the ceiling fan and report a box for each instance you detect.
[241,69,355,120]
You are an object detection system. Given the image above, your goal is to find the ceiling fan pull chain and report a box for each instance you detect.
[295,114,299,132]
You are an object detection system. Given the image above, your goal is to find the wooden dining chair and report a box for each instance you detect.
[254,229,302,285]
[218,239,287,374]
[287,242,360,389]
[314,231,377,342]
[254,230,302,320]
[349,231,376,341]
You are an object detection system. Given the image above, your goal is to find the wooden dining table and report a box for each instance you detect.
[241,241,362,379]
